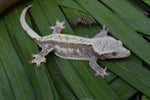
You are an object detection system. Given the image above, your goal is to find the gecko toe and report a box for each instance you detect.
[36,63,41,67]
[28,60,34,64]
[105,73,110,76]
[32,54,39,57]
[49,26,55,29]
[104,67,107,71]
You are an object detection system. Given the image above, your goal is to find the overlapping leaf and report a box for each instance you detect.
[0,0,150,99]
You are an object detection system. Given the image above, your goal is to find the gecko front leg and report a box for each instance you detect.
[94,25,109,38]
[49,19,65,34]
[29,48,54,67]
[89,58,109,78]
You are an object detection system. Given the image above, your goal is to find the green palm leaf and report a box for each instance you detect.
[0,0,150,99]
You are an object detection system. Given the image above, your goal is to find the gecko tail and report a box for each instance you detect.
[20,5,41,40]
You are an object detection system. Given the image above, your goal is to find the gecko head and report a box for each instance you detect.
[100,47,130,59]
[95,38,130,60]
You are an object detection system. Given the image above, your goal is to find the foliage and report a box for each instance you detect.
[0,0,150,100]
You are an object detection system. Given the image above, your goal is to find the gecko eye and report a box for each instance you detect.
[112,52,118,56]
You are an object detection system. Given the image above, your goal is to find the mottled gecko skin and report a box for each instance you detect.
[20,5,130,78]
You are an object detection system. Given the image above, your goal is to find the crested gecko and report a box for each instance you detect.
[20,5,130,78]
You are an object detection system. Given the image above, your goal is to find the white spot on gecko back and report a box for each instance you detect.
[55,45,74,54]
[76,49,82,56]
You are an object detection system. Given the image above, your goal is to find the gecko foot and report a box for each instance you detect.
[49,19,66,34]
[29,54,46,67]
[94,67,110,78]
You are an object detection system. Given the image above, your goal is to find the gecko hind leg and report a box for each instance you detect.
[29,48,54,67]
[89,59,110,78]
[29,54,46,67]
